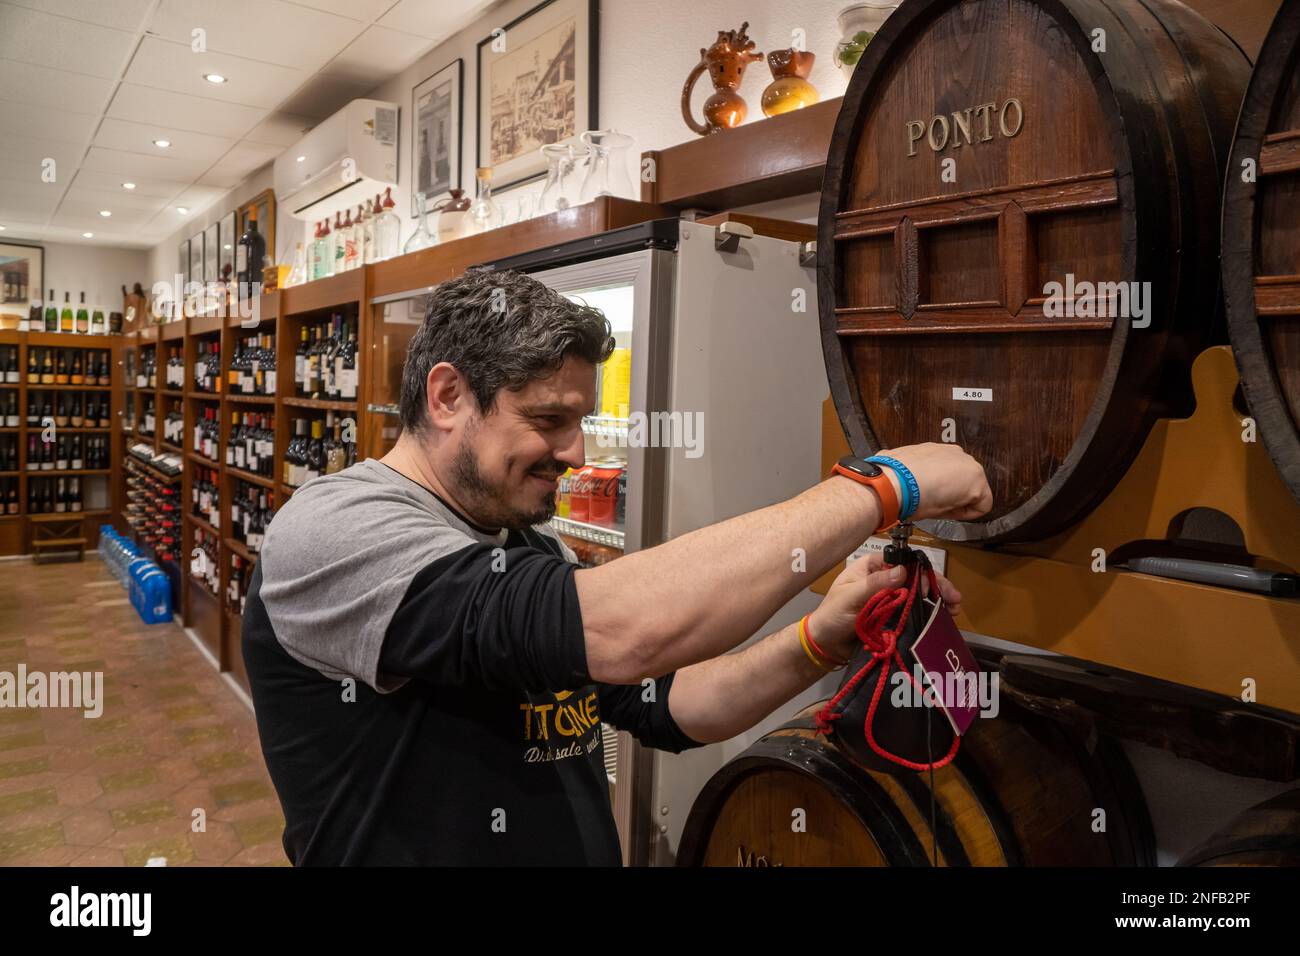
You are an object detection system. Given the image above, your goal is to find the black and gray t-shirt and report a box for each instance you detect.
[242,457,702,866]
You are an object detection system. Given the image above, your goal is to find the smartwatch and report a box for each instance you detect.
[831,455,900,532]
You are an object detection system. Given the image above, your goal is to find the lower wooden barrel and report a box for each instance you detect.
[1178,790,1300,866]
[678,699,1154,866]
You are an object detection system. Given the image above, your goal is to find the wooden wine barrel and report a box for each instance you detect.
[1178,789,1300,866]
[677,699,1155,866]
[818,0,1251,542]
[1223,0,1300,506]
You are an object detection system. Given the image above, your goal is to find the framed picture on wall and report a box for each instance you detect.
[219,211,236,282]
[178,239,190,286]
[476,0,598,190]
[189,233,203,286]
[203,222,219,282]
[0,241,43,325]
[412,59,462,216]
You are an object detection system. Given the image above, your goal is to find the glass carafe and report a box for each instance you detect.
[578,130,635,202]
[467,167,502,233]
[374,187,400,261]
[403,191,437,254]
[538,143,585,214]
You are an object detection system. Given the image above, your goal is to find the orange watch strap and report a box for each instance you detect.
[832,461,900,533]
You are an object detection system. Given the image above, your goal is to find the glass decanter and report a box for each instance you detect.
[538,143,585,214]
[403,191,437,254]
[467,167,502,233]
[578,130,635,202]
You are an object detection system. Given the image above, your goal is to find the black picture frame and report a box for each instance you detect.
[0,241,44,318]
[411,59,463,217]
[475,0,599,192]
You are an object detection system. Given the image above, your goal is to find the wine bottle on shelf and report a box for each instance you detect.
[70,351,84,385]
[26,348,37,382]
[44,290,56,332]
[4,392,17,428]
[236,207,266,302]
[91,295,105,335]
[68,477,81,513]
[54,477,66,513]
[3,346,17,383]
[54,394,67,427]
[75,292,88,334]
[25,295,41,333]
[60,292,73,333]
[54,350,68,385]
[71,435,83,470]
[41,349,54,384]
[25,435,38,471]
[69,394,83,427]
[97,350,111,386]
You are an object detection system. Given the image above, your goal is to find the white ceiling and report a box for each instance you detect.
[0,0,496,249]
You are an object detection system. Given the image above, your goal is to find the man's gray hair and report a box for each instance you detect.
[399,266,615,432]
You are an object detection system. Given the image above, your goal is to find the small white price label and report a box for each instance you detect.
[952,387,992,402]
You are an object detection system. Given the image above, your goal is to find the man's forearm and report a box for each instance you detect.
[666,621,832,743]
[574,475,881,684]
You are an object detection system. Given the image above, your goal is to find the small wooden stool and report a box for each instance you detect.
[30,515,87,564]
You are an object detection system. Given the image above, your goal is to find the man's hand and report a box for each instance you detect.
[874,442,992,521]
[808,551,962,663]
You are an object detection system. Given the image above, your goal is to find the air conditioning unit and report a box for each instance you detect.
[273,99,399,219]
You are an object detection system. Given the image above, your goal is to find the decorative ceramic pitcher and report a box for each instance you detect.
[761,49,819,116]
[681,22,763,136]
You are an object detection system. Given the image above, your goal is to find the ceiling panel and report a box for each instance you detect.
[81,146,212,181]
[123,36,307,109]
[0,137,86,180]
[51,199,158,228]
[0,59,115,115]
[0,102,98,146]
[149,0,366,72]
[59,183,173,213]
[322,25,431,82]
[39,223,154,248]
[0,188,61,218]
[93,117,235,163]
[0,0,154,31]
[378,0,492,39]
[242,111,315,147]
[106,83,267,139]
[0,6,137,79]
[283,0,399,21]
[69,168,192,198]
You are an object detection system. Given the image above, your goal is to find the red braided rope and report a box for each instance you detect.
[814,561,961,772]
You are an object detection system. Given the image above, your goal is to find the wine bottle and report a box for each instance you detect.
[44,290,56,332]
[60,292,73,333]
[236,207,266,301]
[75,292,89,334]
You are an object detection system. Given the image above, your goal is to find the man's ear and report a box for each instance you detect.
[425,362,466,432]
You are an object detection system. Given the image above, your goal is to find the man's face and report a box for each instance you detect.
[449,356,595,530]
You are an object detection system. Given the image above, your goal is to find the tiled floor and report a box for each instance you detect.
[0,555,287,866]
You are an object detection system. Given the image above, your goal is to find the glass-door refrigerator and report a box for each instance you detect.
[490,218,835,865]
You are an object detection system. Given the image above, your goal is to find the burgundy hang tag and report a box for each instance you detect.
[909,597,981,736]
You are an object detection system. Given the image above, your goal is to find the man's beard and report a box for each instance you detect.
[450,423,559,530]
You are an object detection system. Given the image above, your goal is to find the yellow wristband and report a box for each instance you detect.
[799,616,842,672]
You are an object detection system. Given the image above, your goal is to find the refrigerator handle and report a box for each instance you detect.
[714,220,754,253]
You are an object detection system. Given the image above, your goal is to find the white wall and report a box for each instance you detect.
[31,241,150,316]
[145,0,851,282]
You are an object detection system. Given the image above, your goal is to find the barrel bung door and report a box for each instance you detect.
[819,0,1250,542]
[1224,0,1300,505]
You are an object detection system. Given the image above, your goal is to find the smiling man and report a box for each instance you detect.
[242,266,991,866]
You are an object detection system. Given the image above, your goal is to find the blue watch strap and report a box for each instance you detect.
[866,455,919,520]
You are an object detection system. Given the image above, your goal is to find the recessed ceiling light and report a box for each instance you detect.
[122,182,136,190]
[99,209,112,217]
[176,207,189,214]
[83,232,93,238]
[203,73,227,84]
[296,155,306,162]
[223,244,232,250]
[0,225,6,231]
[153,139,171,148]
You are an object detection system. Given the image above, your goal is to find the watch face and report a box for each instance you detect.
[838,456,882,479]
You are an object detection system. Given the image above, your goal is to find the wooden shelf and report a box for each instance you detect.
[161,440,184,455]
[185,511,220,538]
[224,536,255,563]
[282,269,365,316]
[185,391,222,400]
[227,466,273,490]
[160,322,185,341]
[161,389,185,398]
[283,397,356,410]
[225,393,275,404]
[186,451,220,469]
[641,98,841,211]
[24,383,111,391]
[189,314,223,337]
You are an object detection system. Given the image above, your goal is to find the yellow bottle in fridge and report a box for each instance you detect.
[600,348,631,419]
